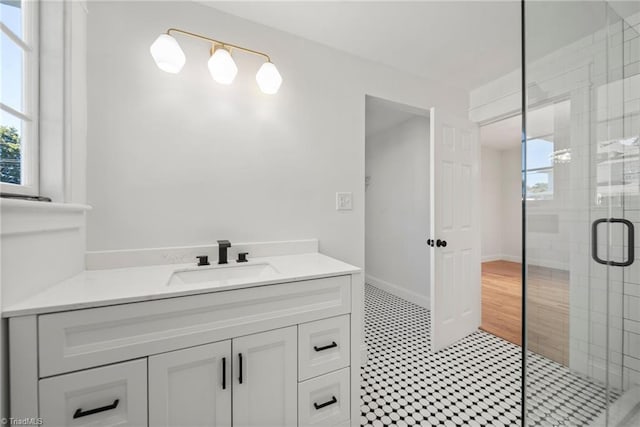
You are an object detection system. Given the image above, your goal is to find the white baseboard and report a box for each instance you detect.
[501,254,522,263]
[482,254,569,271]
[365,274,430,308]
[361,343,368,366]
[481,254,521,263]
[481,254,568,271]
[527,258,569,271]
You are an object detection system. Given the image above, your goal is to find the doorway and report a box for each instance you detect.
[479,114,524,346]
[364,95,431,307]
[364,94,482,353]
[479,101,572,367]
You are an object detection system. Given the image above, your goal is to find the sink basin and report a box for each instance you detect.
[168,263,279,286]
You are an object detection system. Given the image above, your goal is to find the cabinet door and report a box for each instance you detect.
[39,359,147,427]
[233,326,297,427]
[149,341,231,427]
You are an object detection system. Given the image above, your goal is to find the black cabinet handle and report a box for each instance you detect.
[238,353,243,384]
[436,239,447,247]
[314,341,338,352]
[73,399,119,419]
[222,357,226,390]
[427,239,434,247]
[592,218,635,267]
[314,396,337,410]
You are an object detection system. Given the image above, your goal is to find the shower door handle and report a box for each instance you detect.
[591,218,635,267]
[617,219,635,267]
[591,218,608,265]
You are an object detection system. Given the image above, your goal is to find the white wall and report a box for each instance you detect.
[85,1,469,268]
[0,201,87,419]
[365,116,430,306]
[501,147,522,261]
[480,145,521,262]
[480,146,502,261]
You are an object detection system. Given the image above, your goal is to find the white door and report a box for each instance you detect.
[149,341,231,427]
[233,326,297,427]
[429,107,481,351]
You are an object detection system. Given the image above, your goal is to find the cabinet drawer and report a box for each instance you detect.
[39,359,147,427]
[39,275,351,376]
[298,367,350,427]
[299,315,350,380]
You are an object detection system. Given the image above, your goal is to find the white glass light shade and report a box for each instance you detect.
[256,62,283,94]
[207,47,238,85]
[150,34,186,74]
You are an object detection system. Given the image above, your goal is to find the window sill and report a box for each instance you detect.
[1,198,91,236]
[0,198,91,212]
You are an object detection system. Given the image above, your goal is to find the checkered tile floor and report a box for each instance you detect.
[360,285,616,427]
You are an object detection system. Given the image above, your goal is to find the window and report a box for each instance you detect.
[526,137,554,201]
[1,0,39,195]
[524,100,571,201]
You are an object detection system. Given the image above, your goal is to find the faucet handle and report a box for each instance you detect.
[196,255,210,266]
[237,252,249,263]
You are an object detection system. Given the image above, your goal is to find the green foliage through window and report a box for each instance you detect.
[1,125,21,184]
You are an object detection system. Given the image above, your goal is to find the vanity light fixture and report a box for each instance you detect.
[208,45,238,85]
[150,28,283,94]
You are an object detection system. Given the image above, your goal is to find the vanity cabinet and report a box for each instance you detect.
[39,359,148,426]
[148,326,310,427]
[298,368,351,426]
[298,315,350,381]
[149,341,231,427]
[233,327,297,427]
[9,274,362,427]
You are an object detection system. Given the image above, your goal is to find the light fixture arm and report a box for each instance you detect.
[167,28,271,62]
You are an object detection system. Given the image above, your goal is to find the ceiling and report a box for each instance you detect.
[203,1,640,93]
[198,0,640,90]
[204,1,520,91]
[365,96,429,137]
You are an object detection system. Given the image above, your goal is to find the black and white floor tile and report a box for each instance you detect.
[360,285,616,427]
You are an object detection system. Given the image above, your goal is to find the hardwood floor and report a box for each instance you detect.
[526,264,570,366]
[481,261,522,345]
[480,260,570,366]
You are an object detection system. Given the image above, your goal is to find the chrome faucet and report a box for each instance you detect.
[217,240,231,264]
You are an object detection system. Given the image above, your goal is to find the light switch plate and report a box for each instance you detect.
[336,192,353,211]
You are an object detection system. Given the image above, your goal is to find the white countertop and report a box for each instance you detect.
[3,253,360,317]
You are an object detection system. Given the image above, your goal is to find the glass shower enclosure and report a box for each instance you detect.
[524,1,640,426]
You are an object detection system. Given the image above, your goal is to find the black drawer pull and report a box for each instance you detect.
[73,399,119,419]
[314,396,337,410]
[238,353,243,384]
[314,341,338,352]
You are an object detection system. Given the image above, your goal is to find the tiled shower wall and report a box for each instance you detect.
[600,16,640,391]
[620,13,640,389]
[469,8,640,393]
